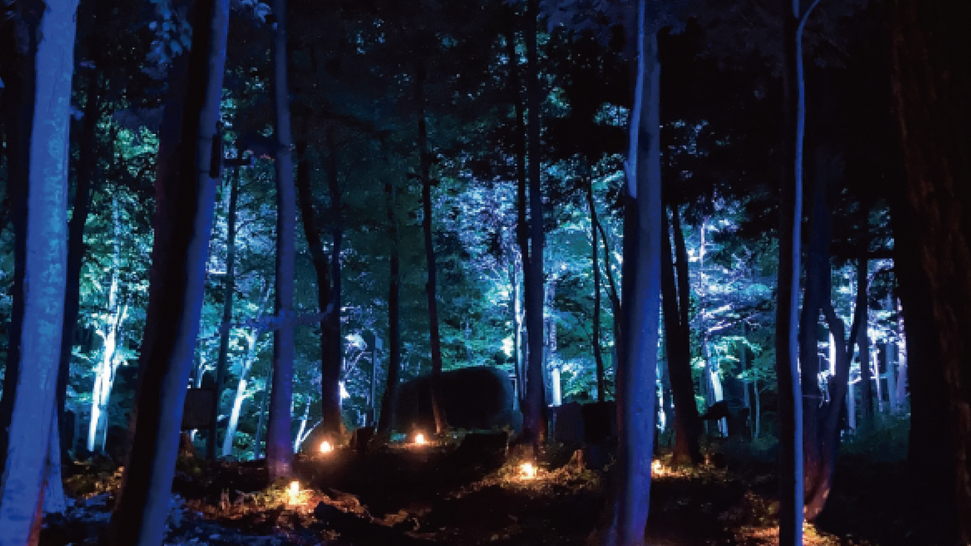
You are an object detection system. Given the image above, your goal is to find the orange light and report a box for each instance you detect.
[414,433,426,445]
[520,462,537,479]
[288,481,300,496]
[320,440,334,454]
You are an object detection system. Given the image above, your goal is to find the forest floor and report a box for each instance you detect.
[44,435,916,546]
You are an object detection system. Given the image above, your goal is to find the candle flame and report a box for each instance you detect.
[652,460,664,476]
[320,440,334,454]
[520,462,537,479]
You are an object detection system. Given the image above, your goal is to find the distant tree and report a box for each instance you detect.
[102,0,229,543]
[890,0,971,542]
[0,0,77,541]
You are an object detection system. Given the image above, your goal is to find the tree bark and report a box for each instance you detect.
[597,2,659,542]
[890,0,971,540]
[266,0,297,482]
[101,0,228,543]
[0,1,75,540]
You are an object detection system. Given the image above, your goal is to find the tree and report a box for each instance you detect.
[660,205,702,465]
[417,60,449,435]
[522,0,549,452]
[208,169,239,460]
[595,0,660,543]
[0,0,77,541]
[890,0,971,542]
[101,0,229,542]
[776,0,822,543]
[265,0,297,481]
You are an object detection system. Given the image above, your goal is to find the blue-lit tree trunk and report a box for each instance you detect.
[0,0,76,541]
[597,1,659,543]
[522,0,548,452]
[777,0,820,543]
[267,0,297,482]
[101,0,228,543]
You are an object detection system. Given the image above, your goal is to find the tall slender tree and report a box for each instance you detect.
[208,168,239,460]
[102,0,229,543]
[417,62,448,434]
[266,0,297,481]
[776,0,822,543]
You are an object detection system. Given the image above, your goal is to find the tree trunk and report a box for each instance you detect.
[799,156,830,521]
[0,1,75,540]
[597,3,659,542]
[522,0,547,451]
[295,143,342,439]
[88,195,126,453]
[102,0,228,543]
[208,169,239,460]
[894,298,907,407]
[890,0,971,540]
[776,0,819,541]
[266,0,297,482]
[0,0,34,471]
[222,327,263,457]
[378,181,402,434]
[855,255,872,425]
[661,208,701,466]
[586,179,606,403]
[322,139,344,437]
[417,66,447,434]
[57,70,101,461]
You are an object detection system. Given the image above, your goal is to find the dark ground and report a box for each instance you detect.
[42,435,921,546]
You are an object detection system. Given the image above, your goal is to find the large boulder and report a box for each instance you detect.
[393,366,522,433]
